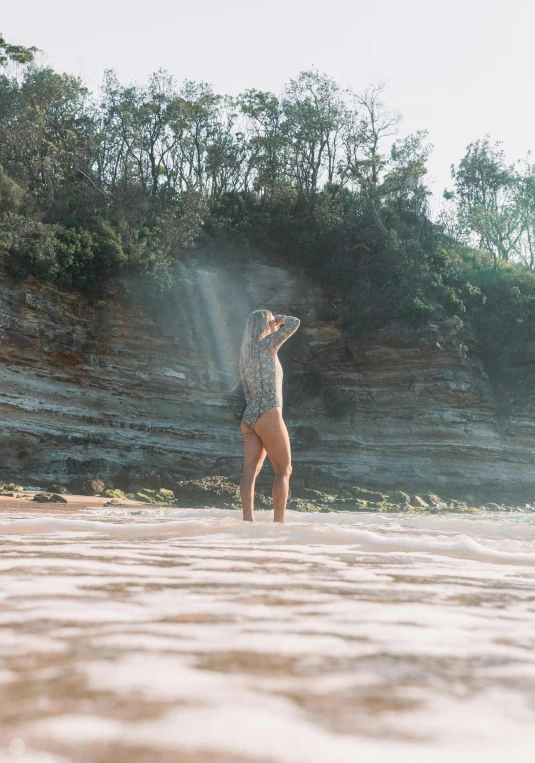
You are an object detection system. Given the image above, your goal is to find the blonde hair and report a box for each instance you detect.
[240,309,273,368]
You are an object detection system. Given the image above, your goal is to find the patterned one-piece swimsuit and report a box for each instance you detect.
[239,315,300,430]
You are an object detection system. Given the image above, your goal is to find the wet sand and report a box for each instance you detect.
[1,506,534,762]
[0,493,150,509]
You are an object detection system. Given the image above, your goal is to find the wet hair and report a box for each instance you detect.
[240,309,273,368]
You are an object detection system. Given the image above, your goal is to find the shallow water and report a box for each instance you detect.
[1,507,535,762]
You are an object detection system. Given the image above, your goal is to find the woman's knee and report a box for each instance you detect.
[274,463,292,478]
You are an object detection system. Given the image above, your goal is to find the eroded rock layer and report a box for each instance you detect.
[1,263,535,498]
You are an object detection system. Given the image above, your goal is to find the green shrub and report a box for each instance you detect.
[0,167,23,214]
[405,296,434,325]
[0,214,61,282]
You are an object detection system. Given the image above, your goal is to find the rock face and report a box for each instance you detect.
[1,263,535,498]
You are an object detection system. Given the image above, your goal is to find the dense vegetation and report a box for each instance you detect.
[1,34,535,390]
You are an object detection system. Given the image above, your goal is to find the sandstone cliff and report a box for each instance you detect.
[1,262,535,499]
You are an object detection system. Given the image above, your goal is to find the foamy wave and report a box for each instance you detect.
[1,510,535,566]
[2,507,535,759]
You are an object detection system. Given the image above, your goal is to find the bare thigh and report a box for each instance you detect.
[253,407,291,474]
[240,426,267,477]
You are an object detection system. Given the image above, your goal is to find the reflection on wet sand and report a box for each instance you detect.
[1,506,535,762]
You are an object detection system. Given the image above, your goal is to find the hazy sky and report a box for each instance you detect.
[3,1,534,202]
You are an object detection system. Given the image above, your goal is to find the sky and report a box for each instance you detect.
[3,0,534,205]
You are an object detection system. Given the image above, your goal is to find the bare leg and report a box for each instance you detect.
[253,407,292,523]
[240,423,267,522]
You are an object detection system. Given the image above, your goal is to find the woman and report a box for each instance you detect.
[239,310,301,523]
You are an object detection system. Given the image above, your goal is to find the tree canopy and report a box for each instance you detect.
[1,40,535,394]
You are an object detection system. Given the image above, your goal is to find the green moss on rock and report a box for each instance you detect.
[134,487,176,504]
[101,489,127,500]
[0,482,24,492]
[47,483,68,494]
[388,491,411,506]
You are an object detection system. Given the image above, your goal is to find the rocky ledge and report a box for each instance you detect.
[4,478,533,515]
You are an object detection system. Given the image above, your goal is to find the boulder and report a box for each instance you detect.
[287,497,324,513]
[33,493,53,503]
[72,477,105,496]
[288,487,336,502]
[340,500,370,512]
[47,483,68,494]
[388,490,411,506]
[32,493,68,503]
[411,495,430,508]
[423,493,443,507]
[173,476,239,508]
[101,489,127,500]
[134,488,175,504]
[349,487,388,502]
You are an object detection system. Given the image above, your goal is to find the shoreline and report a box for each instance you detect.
[0,489,534,515]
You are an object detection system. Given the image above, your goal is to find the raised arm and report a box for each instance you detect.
[259,315,300,352]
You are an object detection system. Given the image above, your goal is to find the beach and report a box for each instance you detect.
[1,502,534,762]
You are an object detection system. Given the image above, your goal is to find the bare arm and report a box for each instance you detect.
[259,315,300,352]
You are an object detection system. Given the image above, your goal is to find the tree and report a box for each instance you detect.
[342,84,400,244]
[386,131,432,216]
[281,69,346,204]
[451,137,524,266]
[516,162,535,269]
[238,89,285,199]
[342,84,432,247]
[0,66,91,200]
[0,33,37,66]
